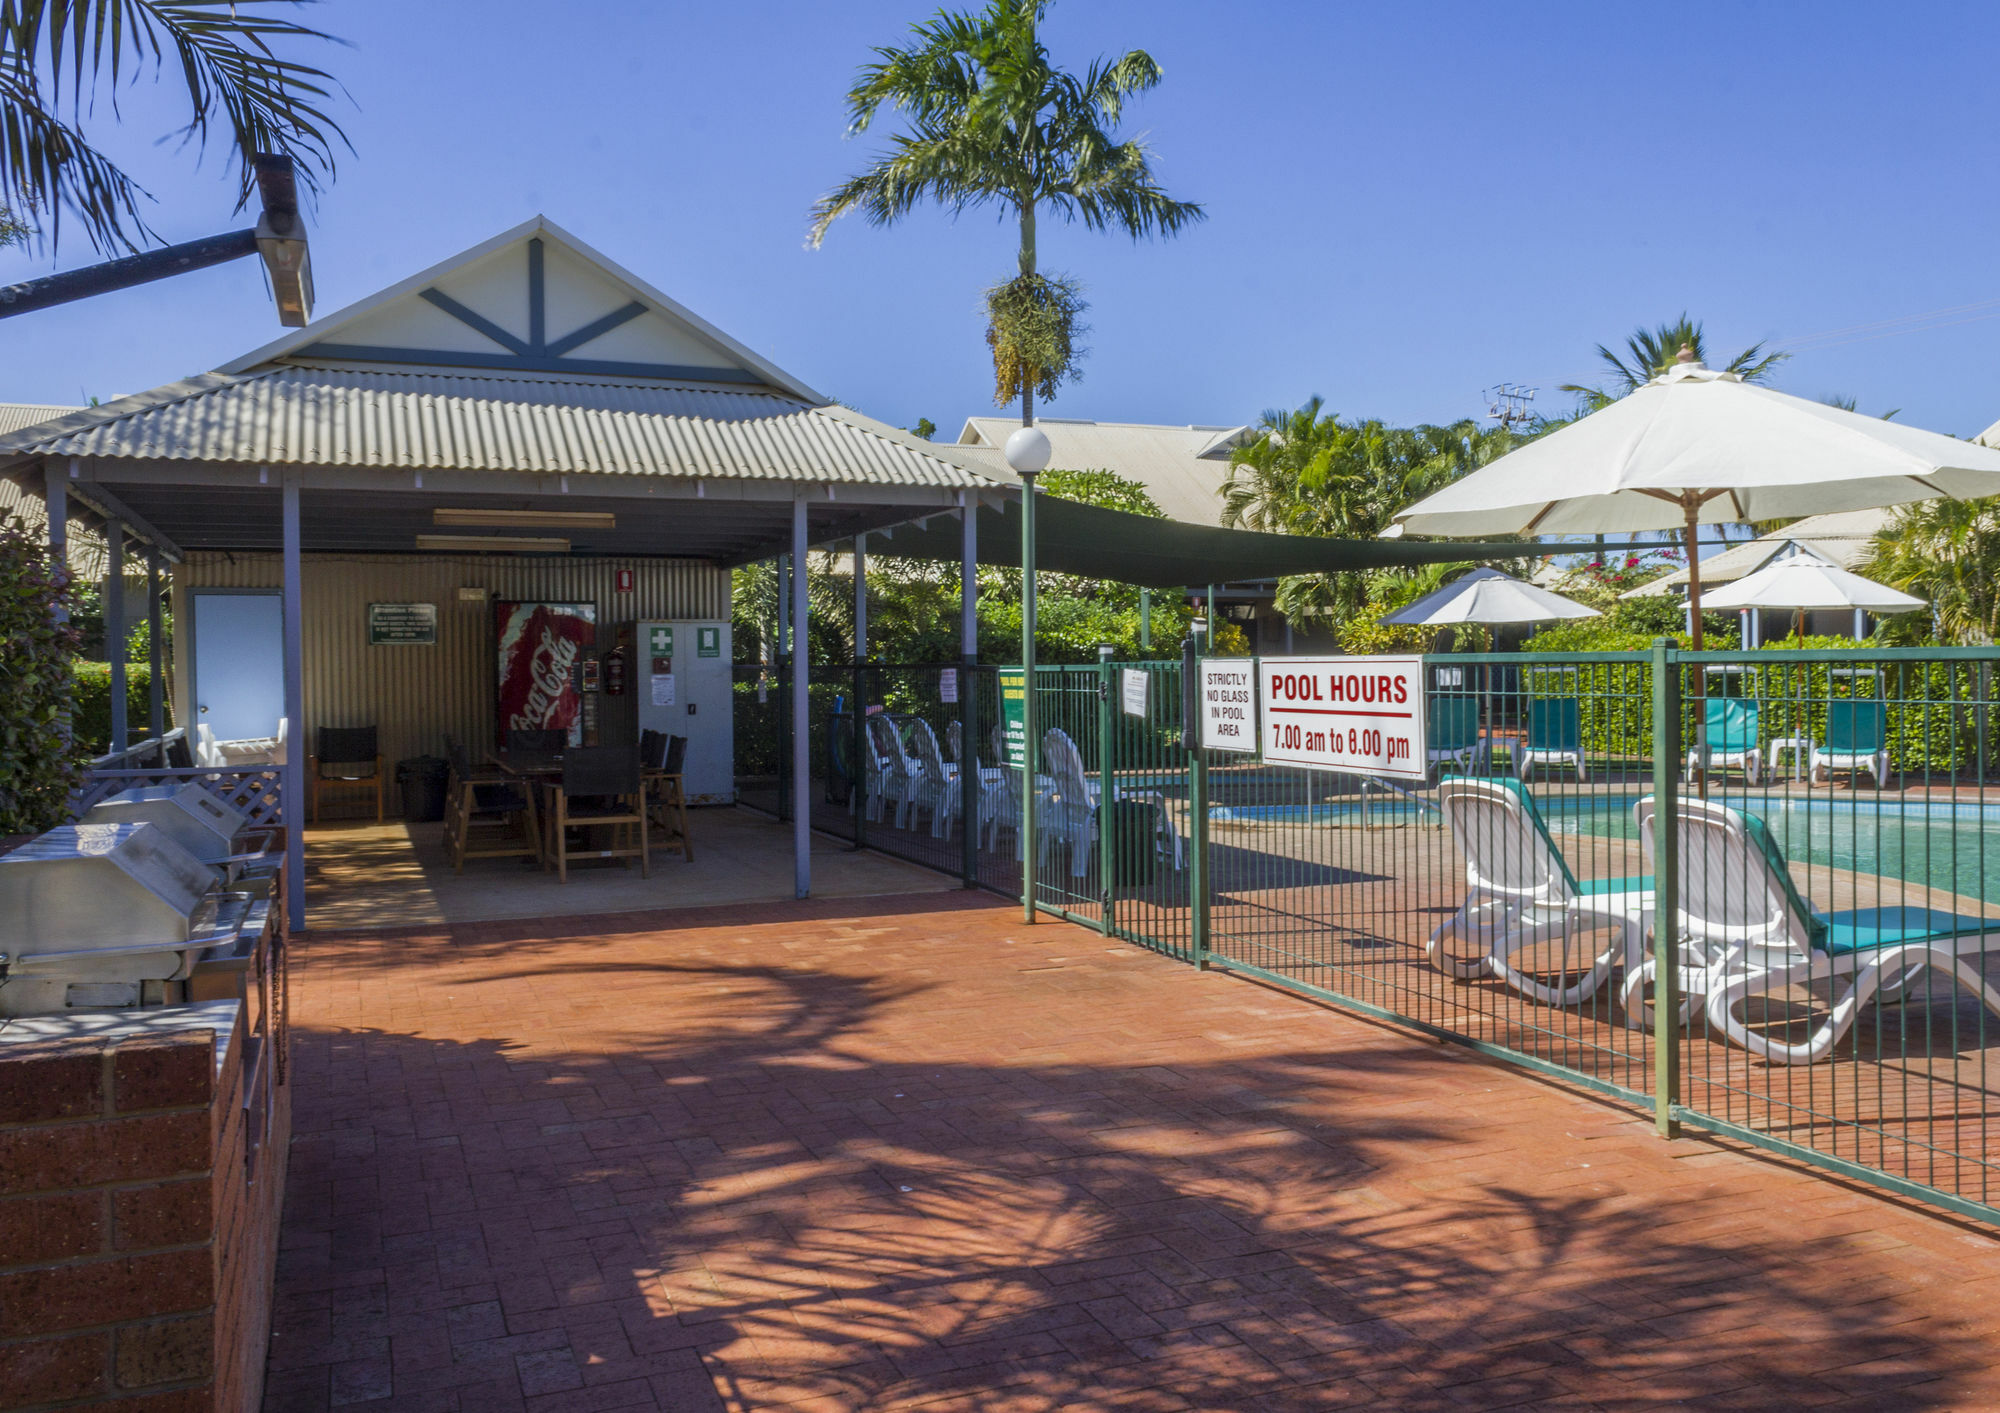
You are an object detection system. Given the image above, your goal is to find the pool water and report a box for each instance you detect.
[1209,792,2000,903]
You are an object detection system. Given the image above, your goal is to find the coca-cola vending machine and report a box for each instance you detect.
[495,601,596,747]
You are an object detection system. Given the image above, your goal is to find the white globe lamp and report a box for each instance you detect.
[1004,425,1052,476]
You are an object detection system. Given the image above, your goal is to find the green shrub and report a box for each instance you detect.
[71,662,163,756]
[0,517,86,833]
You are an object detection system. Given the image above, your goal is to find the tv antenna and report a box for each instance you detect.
[1484,383,1537,430]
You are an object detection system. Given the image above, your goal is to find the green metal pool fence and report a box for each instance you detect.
[737,643,2000,1227]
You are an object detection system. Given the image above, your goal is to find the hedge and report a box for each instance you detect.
[71,661,168,756]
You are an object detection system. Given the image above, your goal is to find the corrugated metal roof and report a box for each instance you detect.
[0,403,110,574]
[956,417,1251,526]
[0,364,1001,489]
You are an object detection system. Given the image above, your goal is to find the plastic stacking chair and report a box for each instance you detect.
[1427,695,1486,777]
[908,719,959,838]
[1625,796,2000,1064]
[865,714,921,827]
[310,725,384,823]
[1516,699,1586,780]
[1687,699,1762,784]
[1810,700,1889,787]
[541,746,649,884]
[1432,777,1651,1006]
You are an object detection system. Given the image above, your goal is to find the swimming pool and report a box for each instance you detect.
[1209,791,2000,902]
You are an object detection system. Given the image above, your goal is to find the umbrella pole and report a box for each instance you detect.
[1683,497,1707,797]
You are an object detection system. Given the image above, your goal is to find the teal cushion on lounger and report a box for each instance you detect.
[1815,907,2000,956]
[1577,875,1652,896]
[1738,811,1827,950]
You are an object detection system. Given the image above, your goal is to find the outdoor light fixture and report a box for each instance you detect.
[431,508,616,529]
[253,155,313,327]
[415,534,570,554]
[1003,424,1052,476]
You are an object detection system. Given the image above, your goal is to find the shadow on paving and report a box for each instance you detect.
[266,921,1984,1413]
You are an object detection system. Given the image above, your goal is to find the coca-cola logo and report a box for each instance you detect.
[511,625,580,732]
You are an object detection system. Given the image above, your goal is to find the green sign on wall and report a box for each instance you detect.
[368,602,437,646]
[696,625,721,658]
[649,625,674,658]
[998,669,1026,767]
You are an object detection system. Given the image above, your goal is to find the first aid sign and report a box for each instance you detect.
[1259,655,1428,781]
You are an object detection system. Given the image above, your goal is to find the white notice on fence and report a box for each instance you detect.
[1257,655,1427,781]
[1200,659,1257,751]
[651,673,676,707]
[1121,668,1148,718]
[940,668,958,704]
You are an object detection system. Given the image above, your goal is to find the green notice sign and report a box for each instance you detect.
[648,625,674,658]
[696,625,721,658]
[998,668,1027,767]
[368,602,436,645]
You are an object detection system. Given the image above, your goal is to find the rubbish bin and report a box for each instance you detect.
[1108,799,1158,887]
[397,755,450,822]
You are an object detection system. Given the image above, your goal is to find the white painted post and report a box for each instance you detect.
[44,464,69,746]
[1854,607,1866,640]
[792,498,810,899]
[282,481,306,932]
[106,520,127,753]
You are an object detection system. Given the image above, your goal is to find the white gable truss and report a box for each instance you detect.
[222,216,825,402]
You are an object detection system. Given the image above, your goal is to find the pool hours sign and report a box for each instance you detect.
[1258,655,1428,781]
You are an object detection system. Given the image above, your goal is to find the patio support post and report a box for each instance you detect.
[1649,636,1681,1139]
[1097,644,1114,936]
[106,520,127,753]
[960,502,978,886]
[853,532,867,662]
[146,550,165,748]
[1205,585,1216,646]
[282,480,306,934]
[791,498,810,899]
[1140,588,1151,652]
[45,464,68,745]
[1184,632,1209,970]
[1020,472,1038,923]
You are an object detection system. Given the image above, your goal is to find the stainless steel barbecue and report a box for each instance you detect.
[85,783,278,877]
[0,822,261,1017]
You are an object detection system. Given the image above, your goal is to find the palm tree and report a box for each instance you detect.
[1560,315,1787,412]
[1864,497,2000,645]
[1221,398,1520,624]
[0,1,347,254]
[809,0,1202,425]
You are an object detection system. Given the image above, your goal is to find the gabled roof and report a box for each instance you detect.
[223,215,825,402]
[0,221,1008,497]
[955,417,1253,526]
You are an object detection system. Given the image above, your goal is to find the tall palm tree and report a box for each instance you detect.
[1560,315,1787,412]
[0,1,346,254]
[809,0,1202,425]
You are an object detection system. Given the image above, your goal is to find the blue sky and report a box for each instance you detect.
[4,0,2000,443]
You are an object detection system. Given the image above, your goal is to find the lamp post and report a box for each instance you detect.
[1005,424,1052,924]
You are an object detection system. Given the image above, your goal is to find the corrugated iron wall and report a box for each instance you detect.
[173,553,729,769]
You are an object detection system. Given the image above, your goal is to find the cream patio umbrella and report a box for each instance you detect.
[1379,566,1600,629]
[1702,552,1926,641]
[1387,350,2000,648]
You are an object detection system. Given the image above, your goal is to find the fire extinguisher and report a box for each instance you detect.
[604,646,627,696]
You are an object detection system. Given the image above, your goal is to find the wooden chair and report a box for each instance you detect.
[310,725,384,823]
[541,746,649,883]
[642,731,694,862]
[443,737,538,872]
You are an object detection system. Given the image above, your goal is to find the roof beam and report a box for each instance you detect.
[52,476,183,563]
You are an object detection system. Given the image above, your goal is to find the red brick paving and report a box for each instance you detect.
[265,892,2000,1412]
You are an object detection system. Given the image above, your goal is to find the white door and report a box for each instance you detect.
[190,592,285,741]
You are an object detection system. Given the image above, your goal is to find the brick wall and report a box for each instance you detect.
[0,1009,290,1413]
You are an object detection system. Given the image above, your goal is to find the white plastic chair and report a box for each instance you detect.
[907,718,959,838]
[865,714,921,828]
[1039,728,1098,878]
[1625,796,2000,1064]
[1432,777,1651,1007]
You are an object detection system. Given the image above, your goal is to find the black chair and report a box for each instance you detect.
[311,724,383,823]
[165,732,195,769]
[507,728,567,765]
[542,746,649,883]
[639,728,670,771]
[644,734,693,862]
[442,736,537,872]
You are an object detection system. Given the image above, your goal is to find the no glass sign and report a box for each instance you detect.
[1258,655,1427,781]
